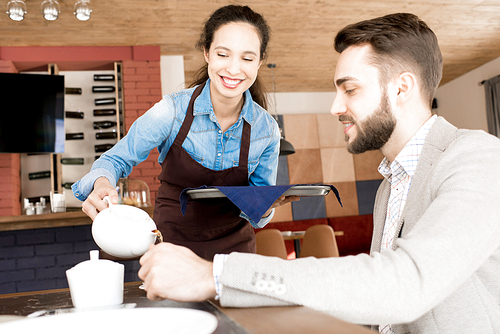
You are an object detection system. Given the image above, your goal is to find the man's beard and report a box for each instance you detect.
[342,91,396,154]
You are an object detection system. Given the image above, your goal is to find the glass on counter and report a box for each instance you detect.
[116,178,151,207]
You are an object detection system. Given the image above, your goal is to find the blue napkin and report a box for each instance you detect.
[180,184,342,223]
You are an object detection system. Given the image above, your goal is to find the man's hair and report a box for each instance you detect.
[334,13,442,108]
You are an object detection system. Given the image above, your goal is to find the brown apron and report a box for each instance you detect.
[153,83,256,260]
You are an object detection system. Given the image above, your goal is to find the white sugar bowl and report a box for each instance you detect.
[66,250,124,309]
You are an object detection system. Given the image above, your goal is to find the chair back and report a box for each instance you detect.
[299,224,339,258]
[255,229,288,259]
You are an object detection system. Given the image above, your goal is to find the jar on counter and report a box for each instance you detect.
[116,178,151,208]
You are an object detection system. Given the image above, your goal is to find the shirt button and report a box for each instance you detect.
[218,130,222,134]
[217,153,221,157]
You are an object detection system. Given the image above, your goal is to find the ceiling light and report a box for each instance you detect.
[41,0,60,21]
[74,0,91,21]
[6,0,26,21]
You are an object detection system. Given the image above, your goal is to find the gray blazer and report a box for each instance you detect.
[219,117,500,333]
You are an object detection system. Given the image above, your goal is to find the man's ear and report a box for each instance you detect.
[396,72,416,102]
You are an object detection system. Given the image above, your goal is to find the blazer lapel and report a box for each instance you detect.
[399,117,458,234]
[371,117,458,253]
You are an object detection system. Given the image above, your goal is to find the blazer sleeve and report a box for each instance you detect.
[219,129,500,326]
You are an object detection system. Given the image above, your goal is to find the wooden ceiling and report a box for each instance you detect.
[2,0,500,92]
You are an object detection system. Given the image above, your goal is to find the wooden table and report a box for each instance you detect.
[0,282,373,334]
[281,230,344,257]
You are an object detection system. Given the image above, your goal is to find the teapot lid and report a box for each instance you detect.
[70,250,122,271]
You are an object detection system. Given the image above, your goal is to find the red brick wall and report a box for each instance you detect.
[122,60,163,203]
[0,60,18,73]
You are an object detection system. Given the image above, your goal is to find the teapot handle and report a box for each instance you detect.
[103,196,114,208]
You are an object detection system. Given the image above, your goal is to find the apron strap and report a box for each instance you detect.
[238,121,250,168]
[174,83,205,145]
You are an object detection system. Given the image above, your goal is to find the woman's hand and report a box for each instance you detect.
[138,243,217,302]
[262,195,300,218]
[81,177,119,220]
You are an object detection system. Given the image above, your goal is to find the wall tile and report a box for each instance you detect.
[271,202,293,223]
[325,181,359,217]
[287,149,323,184]
[276,155,290,185]
[320,148,356,183]
[291,196,326,221]
[353,150,384,181]
[282,114,319,150]
[316,113,346,148]
[356,179,384,215]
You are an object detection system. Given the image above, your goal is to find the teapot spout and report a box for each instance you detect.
[152,229,163,244]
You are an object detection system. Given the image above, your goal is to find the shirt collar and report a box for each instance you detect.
[193,79,255,126]
[378,114,438,179]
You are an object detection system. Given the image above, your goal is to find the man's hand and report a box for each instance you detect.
[138,243,217,302]
[81,177,119,220]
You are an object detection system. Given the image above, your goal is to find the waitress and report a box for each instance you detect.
[73,5,293,260]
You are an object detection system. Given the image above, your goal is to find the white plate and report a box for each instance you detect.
[187,185,331,199]
[0,307,218,334]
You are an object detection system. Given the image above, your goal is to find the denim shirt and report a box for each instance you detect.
[72,80,280,228]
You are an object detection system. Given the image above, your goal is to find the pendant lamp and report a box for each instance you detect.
[268,63,295,156]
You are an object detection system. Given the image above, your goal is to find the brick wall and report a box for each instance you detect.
[0,225,140,294]
[121,60,163,203]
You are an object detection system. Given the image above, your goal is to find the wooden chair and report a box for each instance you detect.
[299,224,339,258]
[255,229,288,259]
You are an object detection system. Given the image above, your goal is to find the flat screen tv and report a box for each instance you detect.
[0,72,65,153]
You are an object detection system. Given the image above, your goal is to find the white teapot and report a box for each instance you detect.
[92,196,161,258]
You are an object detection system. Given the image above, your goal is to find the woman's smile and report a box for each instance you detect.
[220,75,244,89]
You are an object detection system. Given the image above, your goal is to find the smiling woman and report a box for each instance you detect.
[71,5,288,261]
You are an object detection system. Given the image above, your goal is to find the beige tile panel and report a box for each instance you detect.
[325,181,359,218]
[282,114,319,150]
[316,113,346,148]
[320,147,356,183]
[270,202,293,223]
[287,149,323,184]
[353,150,385,181]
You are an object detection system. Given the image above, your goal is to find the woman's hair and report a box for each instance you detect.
[334,13,442,108]
[189,5,271,109]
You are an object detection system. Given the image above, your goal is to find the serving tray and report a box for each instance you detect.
[187,185,331,199]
